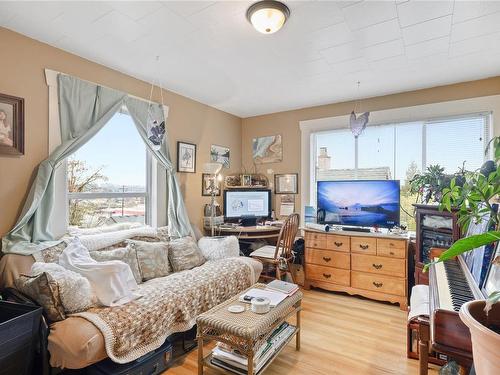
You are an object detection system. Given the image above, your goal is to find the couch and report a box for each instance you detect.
[0,230,262,369]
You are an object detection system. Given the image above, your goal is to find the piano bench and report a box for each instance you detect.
[407,316,448,373]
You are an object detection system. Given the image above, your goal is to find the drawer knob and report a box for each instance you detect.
[389,251,395,255]
[359,244,369,250]
[322,256,331,262]
[373,282,383,288]
[389,243,395,247]
[372,263,383,270]
[334,241,343,247]
[323,273,332,279]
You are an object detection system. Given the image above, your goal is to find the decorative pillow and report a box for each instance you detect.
[126,240,171,281]
[198,236,240,261]
[15,272,66,322]
[30,262,94,314]
[98,235,161,252]
[33,241,68,263]
[168,237,206,272]
[90,247,142,284]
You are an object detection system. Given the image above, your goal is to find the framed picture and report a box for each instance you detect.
[210,144,230,168]
[0,93,24,155]
[202,173,221,196]
[252,134,282,164]
[242,174,252,186]
[177,141,196,173]
[275,173,298,194]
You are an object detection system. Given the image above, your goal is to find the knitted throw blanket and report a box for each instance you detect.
[73,258,253,363]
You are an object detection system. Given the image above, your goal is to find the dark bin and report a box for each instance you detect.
[0,300,42,375]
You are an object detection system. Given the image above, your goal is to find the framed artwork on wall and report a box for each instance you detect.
[177,141,196,173]
[275,173,298,194]
[210,144,230,168]
[202,173,221,196]
[0,93,24,156]
[252,134,282,164]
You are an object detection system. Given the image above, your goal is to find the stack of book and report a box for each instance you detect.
[210,322,296,375]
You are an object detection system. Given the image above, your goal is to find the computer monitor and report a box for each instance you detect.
[223,189,272,221]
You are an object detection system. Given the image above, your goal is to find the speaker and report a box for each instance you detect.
[240,216,257,227]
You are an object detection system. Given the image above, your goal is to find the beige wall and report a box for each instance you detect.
[242,76,500,212]
[0,27,241,236]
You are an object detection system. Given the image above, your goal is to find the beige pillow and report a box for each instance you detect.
[33,241,68,263]
[90,247,142,284]
[168,237,205,272]
[126,240,171,281]
[15,273,66,322]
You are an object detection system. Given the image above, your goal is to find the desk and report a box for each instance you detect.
[212,225,281,240]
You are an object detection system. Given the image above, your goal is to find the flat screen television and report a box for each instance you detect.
[223,189,272,220]
[317,180,400,229]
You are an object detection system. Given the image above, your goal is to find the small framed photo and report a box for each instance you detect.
[202,173,221,196]
[241,174,252,186]
[210,144,230,168]
[177,141,196,173]
[275,173,298,194]
[0,93,24,156]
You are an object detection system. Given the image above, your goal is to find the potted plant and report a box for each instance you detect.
[409,164,466,204]
[426,137,500,375]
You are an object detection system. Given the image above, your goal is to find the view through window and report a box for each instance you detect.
[67,112,148,228]
[313,114,490,230]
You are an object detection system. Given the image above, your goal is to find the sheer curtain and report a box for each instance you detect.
[2,74,192,255]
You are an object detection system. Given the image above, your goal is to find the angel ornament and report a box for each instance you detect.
[349,111,369,138]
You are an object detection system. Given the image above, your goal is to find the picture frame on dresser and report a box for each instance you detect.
[0,93,24,156]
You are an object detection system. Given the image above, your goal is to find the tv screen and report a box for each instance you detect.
[223,189,271,219]
[317,180,400,228]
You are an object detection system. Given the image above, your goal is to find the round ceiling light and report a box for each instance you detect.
[246,1,290,34]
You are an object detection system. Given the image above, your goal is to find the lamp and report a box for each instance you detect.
[203,162,223,236]
[246,1,290,34]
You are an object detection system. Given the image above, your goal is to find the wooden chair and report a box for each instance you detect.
[249,213,300,283]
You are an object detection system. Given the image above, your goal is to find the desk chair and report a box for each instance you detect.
[249,213,299,283]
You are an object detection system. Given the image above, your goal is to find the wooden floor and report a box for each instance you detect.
[166,288,439,375]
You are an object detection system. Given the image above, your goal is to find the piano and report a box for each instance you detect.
[429,254,486,365]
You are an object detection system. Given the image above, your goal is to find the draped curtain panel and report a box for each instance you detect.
[2,74,192,255]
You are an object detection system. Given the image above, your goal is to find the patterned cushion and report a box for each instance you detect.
[90,247,142,284]
[15,273,66,322]
[126,240,171,282]
[98,235,161,252]
[198,236,240,260]
[168,237,205,272]
[33,241,68,263]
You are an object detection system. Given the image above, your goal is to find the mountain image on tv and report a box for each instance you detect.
[317,180,400,228]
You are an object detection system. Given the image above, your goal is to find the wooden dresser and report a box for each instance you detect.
[304,229,409,310]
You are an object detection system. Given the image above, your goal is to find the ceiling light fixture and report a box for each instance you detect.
[246,1,290,34]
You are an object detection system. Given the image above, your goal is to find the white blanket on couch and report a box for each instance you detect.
[59,238,139,306]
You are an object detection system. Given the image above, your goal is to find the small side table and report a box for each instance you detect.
[196,284,302,375]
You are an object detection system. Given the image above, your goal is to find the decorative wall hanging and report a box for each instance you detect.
[177,141,196,173]
[0,93,24,155]
[349,81,369,138]
[274,173,298,194]
[202,173,221,196]
[146,56,165,151]
[252,134,282,164]
[210,144,230,168]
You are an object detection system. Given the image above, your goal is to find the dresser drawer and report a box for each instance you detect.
[351,236,377,255]
[305,249,350,269]
[351,254,405,278]
[377,239,406,258]
[306,265,350,286]
[351,271,405,296]
[305,232,327,249]
[326,235,350,252]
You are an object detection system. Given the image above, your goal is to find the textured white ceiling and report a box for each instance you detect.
[1,1,500,117]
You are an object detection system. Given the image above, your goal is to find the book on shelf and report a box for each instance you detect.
[265,280,299,296]
[211,322,296,375]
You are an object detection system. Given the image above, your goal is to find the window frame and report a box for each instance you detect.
[66,109,155,228]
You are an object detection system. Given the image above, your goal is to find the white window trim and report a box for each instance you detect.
[45,69,165,231]
[299,94,500,226]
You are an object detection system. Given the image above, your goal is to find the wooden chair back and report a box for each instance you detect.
[274,213,300,259]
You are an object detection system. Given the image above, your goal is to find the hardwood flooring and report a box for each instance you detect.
[166,288,439,375]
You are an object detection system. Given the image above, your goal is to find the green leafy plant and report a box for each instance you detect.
[409,164,466,204]
[425,136,500,312]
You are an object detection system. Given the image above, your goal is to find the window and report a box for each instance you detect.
[67,112,151,228]
[311,113,491,230]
